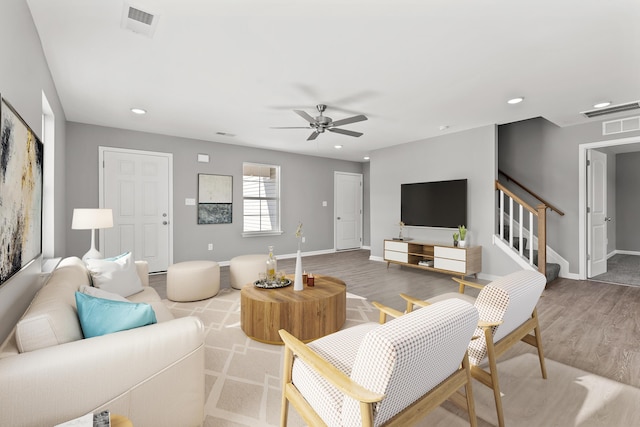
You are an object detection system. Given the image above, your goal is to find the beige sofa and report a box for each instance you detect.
[0,257,205,427]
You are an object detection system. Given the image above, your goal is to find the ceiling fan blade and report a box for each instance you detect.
[307,131,320,141]
[330,114,368,127]
[270,126,311,129]
[328,128,363,138]
[294,110,317,124]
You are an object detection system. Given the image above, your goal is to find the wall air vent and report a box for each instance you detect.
[581,101,640,119]
[121,3,160,37]
[603,116,640,135]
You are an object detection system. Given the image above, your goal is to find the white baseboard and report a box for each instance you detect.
[613,249,640,256]
[370,255,385,263]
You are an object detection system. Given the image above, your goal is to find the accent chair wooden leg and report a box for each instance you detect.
[462,352,478,427]
[280,346,294,427]
[532,309,548,379]
[485,329,505,427]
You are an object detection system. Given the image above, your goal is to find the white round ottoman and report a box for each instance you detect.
[167,260,220,302]
[230,254,269,290]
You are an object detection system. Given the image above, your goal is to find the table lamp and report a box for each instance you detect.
[72,208,114,261]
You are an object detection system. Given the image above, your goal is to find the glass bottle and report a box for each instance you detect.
[266,245,277,282]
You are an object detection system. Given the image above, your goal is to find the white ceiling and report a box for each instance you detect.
[26,0,640,162]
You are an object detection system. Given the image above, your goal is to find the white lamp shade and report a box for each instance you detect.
[72,209,114,230]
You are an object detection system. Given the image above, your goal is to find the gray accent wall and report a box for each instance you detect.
[0,0,67,343]
[370,125,520,278]
[616,151,640,252]
[498,117,640,274]
[65,122,364,263]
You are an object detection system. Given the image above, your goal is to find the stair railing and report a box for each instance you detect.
[495,181,547,276]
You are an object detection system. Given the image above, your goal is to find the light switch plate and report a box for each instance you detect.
[185,198,196,206]
[197,154,209,163]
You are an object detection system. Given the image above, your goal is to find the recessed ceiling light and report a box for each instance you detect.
[507,97,524,105]
[334,145,343,149]
[593,101,612,109]
[363,156,370,160]
[439,125,449,131]
[130,107,147,115]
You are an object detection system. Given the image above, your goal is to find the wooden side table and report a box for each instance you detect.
[240,275,347,344]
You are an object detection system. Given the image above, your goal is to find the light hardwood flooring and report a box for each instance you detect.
[151,249,640,389]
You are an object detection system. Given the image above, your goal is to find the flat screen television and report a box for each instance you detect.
[401,179,467,228]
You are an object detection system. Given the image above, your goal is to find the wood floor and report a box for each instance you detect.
[151,249,640,389]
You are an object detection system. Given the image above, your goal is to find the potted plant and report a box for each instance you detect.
[453,232,459,247]
[458,225,468,248]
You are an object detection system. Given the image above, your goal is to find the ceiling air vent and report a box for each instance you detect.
[581,101,640,119]
[121,3,160,37]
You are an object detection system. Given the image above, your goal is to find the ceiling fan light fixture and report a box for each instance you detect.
[334,145,343,149]
[507,97,524,105]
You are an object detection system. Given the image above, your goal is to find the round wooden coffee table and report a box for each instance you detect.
[240,275,347,344]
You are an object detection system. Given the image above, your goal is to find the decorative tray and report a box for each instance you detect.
[254,278,292,289]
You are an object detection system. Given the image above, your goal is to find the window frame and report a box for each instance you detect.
[241,162,283,237]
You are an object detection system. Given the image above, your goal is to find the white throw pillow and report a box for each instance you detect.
[85,252,143,297]
[79,284,129,302]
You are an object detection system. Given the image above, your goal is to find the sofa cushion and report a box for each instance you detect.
[75,292,157,338]
[14,257,90,353]
[85,252,143,297]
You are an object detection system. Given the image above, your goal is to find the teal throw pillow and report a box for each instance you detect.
[75,292,157,338]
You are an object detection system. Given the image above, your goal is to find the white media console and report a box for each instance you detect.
[384,239,482,278]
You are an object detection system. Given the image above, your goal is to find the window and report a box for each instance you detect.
[242,163,281,236]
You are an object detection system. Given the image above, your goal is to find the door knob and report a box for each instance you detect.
[163,221,168,225]
[604,217,613,222]
[337,217,341,220]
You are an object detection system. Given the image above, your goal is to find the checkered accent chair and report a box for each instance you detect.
[286,298,479,426]
[405,269,547,427]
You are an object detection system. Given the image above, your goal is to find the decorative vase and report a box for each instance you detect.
[294,249,303,291]
[458,240,467,248]
[266,245,277,282]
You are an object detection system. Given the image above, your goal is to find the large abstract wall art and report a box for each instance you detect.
[198,174,232,224]
[0,97,44,286]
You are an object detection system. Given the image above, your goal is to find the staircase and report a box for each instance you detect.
[503,225,561,283]
[496,171,564,285]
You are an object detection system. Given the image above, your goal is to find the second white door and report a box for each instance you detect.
[335,172,362,250]
[100,147,173,272]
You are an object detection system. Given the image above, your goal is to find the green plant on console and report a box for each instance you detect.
[453,232,459,242]
[458,225,467,241]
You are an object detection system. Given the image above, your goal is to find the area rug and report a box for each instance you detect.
[163,289,640,427]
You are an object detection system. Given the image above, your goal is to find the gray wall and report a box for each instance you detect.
[498,117,640,274]
[370,125,519,279]
[362,161,371,247]
[0,0,67,343]
[616,151,640,251]
[65,122,364,263]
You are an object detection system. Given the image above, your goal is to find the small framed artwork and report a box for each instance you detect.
[198,174,232,224]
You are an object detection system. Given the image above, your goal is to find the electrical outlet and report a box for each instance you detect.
[302,237,306,243]
[208,243,213,251]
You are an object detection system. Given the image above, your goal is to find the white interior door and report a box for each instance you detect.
[587,149,607,277]
[99,147,172,272]
[335,172,362,250]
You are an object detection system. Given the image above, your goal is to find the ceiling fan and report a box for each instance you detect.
[272,104,368,141]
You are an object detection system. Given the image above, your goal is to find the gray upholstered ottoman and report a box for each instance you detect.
[167,260,220,301]
[229,254,269,290]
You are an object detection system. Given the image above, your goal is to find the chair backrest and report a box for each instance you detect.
[341,298,479,426]
[468,270,546,365]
